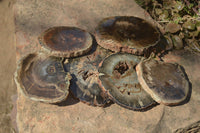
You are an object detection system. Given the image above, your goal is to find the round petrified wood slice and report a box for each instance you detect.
[38,26,93,58]
[98,53,156,110]
[14,53,71,103]
[64,45,113,106]
[136,58,190,105]
[95,16,160,55]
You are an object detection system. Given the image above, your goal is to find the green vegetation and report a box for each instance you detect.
[135,0,200,53]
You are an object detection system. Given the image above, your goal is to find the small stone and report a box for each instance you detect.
[164,35,173,50]
[172,35,183,50]
[155,8,162,16]
[159,10,169,20]
[174,1,184,11]
[165,22,181,33]
[183,21,196,30]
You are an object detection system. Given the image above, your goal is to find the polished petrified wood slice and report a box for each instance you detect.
[98,53,156,110]
[15,53,71,103]
[38,26,93,58]
[136,58,190,105]
[95,16,160,55]
[64,45,113,106]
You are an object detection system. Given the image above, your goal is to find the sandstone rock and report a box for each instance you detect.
[14,0,200,132]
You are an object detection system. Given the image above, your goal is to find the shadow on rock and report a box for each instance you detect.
[144,32,171,58]
[55,91,80,106]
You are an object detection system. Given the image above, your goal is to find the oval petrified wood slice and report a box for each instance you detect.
[14,53,71,103]
[38,26,93,58]
[64,45,113,106]
[98,53,156,110]
[95,16,160,55]
[136,58,190,105]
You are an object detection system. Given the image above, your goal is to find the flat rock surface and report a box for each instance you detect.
[0,0,17,132]
[14,0,200,132]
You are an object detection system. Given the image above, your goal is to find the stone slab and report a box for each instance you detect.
[14,0,200,132]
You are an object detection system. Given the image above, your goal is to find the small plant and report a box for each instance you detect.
[135,0,200,53]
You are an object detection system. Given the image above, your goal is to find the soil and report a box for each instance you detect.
[0,0,17,132]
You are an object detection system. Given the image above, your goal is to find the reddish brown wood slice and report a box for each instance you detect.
[38,26,93,58]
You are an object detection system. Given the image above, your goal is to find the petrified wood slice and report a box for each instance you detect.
[95,16,160,55]
[136,58,190,105]
[38,26,93,58]
[14,53,71,103]
[98,53,156,110]
[64,45,113,106]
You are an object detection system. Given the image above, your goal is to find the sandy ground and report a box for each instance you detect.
[0,0,17,132]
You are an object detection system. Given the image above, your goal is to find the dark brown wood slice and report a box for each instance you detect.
[95,16,160,55]
[136,58,190,105]
[14,52,71,103]
[64,45,113,106]
[98,53,156,110]
[38,26,93,58]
